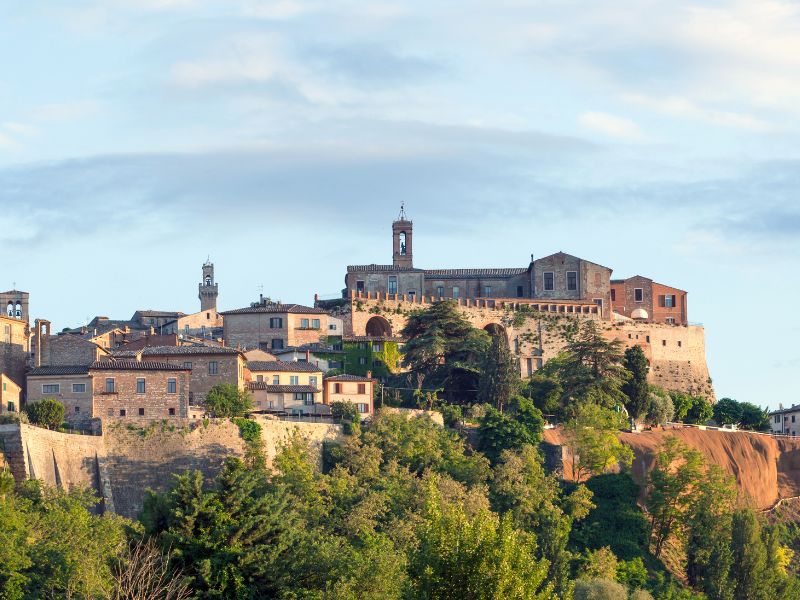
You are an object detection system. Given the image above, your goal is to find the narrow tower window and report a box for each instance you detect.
[399,231,407,255]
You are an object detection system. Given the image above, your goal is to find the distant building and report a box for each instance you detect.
[0,373,21,414]
[1,289,29,322]
[0,311,30,390]
[611,276,688,325]
[199,259,219,312]
[769,405,800,436]
[246,360,323,415]
[323,374,375,418]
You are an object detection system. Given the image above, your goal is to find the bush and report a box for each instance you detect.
[204,384,253,418]
[233,417,262,445]
[573,578,628,600]
[439,403,462,428]
[330,400,360,423]
[25,398,65,430]
[645,390,674,426]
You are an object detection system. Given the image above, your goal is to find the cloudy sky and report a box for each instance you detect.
[2,0,799,408]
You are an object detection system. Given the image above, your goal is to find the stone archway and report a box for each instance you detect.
[366,315,393,337]
[483,323,508,344]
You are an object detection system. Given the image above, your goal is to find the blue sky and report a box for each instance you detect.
[1,1,799,408]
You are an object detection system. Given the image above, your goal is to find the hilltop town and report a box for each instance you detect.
[0,208,712,433]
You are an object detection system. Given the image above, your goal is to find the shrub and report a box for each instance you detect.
[573,578,628,600]
[204,384,253,418]
[439,403,462,428]
[25,398,64,430]
[330,401,360,424]
[233,417,262,445]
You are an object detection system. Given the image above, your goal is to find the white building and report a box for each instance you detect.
[769,404,800,436]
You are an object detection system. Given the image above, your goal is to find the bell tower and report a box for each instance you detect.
[392,203,413,268]
[198,259,218,311]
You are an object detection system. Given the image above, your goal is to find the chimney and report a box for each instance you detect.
[305,349,311,362]
[366,370,372,379]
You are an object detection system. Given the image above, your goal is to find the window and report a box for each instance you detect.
[662,340,667,346]
[273,375,280,385]
[136,378,146,394]
[334,383,342,393]
[666,317,676,325]
[678,341,682,348]
[269,317,283,328]
[634,288,644,302]
[167,378,177,394]
[356,403,368,413]
[388,276,397,294]
[6,402,14,412]
[359,357,367,365]
[301,318,309,328]
[526,358,533,376]
[2,382,5,391]
[256,375,264,382]
[517,285,524,297]
[74,406,80,413]
[329,323,338,331]
[793,416,796,423]
[271,339,284,350]
[119,409,126,417]
[436,286,444,297]
[407,290,416,301]
[169,407,176,416]
[452,286,460,299]
[358,383,366,394]
[594,299,604,312]
[138,408,145,416]
[72,383,86,393]
[105,378,115,393]
[514,338,520,353]
[567,271,578,291]
[610,288,616,302]
[775,415,781,424]
[289,375,298,385]
[183,361,192,370]
[480,285,491,297]
[356,280,365,293]
[543,272,555,291]
[309,376,318,388]
[42,383,60,394]
[646,335,650,343]
[312,318,320,329]
[303,394,314,406]
[372,342,382,352]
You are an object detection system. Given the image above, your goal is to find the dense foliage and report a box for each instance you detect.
[24,398,64,430]
[203,383,253,418]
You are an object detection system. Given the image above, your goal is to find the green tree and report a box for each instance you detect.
[573,578,627,600]
[713,398,742,427]
[331,400,360,424]
[645,389,675,426]
[401,301,490,402]
[730,509,769,600]
[579,546,618,580]
[563,404,632,482]
[523,374,563,416]
[738,402,769,432]
[622,346,650,421]
[203,383,253,418]
[24,398,64,430]
[684,396,713,425]
[408,484,553,599]
[477,334,519,412]
[478,398,543,464]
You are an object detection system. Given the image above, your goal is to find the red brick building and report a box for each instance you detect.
[611,276,688,325]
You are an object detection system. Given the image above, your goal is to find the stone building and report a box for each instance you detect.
[26,366,93,426]
[246,360,323,415]
[162,309,223,340]
[0,312,30,390]
[343,211,613,317]
[89,361,191,423]
[0,373,21,414]
[139,345,246,406]
[222,299,334,351]
[323,374,375,418]
[199,259,219,312]
[610,276,688,325]
[1,289,29,322]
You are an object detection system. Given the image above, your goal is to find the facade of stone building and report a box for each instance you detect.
[26,366,94,426]
[89,361,190,423]
[0,373,21,414]
[222,301,332,351]
[247,360,323,415]
[610,276,688,325]
[0,313,30,390]
[323,374,374,417]
[32,320,111,368]
[1,289,29,322]
[162,309,223,340]
[139,346,246,406]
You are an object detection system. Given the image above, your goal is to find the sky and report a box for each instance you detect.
[1,0,799,408]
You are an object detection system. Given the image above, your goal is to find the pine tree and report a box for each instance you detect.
[622,346,650,421]
[478,333,519,412]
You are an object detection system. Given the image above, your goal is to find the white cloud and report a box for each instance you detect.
[622,94,773,132]
[579,111,643,140]
[239,0,315,19]
[31,100,99,122]
[2,122,35,136]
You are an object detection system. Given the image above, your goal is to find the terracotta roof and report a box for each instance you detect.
[347,264,424,273]
[343,335,405,343]
[109,350,142,358]
[274,344,345,355]
[248,383,320,393]
[325,374,374,382]
[28,365,90,376]
[89,360,191,371]
[247,360,323,373]
[142,345,241,356]
[424,268,528,279]
[133,310,185,318]
[221,304,326,315]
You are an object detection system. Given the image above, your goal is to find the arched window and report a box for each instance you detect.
[205,276,211,286]
[399,231,407,255]
[14,302,21,318]
[6,302,12,317]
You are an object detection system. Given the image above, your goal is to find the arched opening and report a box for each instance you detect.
[483,323,508,344]
[399,231,407,255]
[205,276,212,286]
[15,302,21,318]
[365,315,392,338]
[6,302,12,317]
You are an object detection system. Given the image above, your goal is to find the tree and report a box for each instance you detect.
[331,400,360,424]
[684,396,713,425]
[645,389,674,426]
[408,484,553,599]
[203,383,253,418]
[713,398,742,427]
[24,398,64,430]
[401,301,490,402]
[113,537,191,600]
[579,546,618,580]
[523,374,563,416]
[622,346,650,421]
[730,509,769,600]
[477,334,519,412]
[738,402,769,432]
[573,578,628,600]
[478,397,543,464]
[563,404,632,482]
[646,437,704,559]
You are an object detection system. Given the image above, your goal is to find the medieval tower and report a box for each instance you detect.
[392,203,413,268]
[198,260,218,311]
[0,289,29,322]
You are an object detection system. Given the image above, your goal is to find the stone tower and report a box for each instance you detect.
[0,289,29,322]
[198,260,218,312]
[392,203,413,268]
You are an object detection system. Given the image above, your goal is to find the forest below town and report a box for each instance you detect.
[2,300,796,599]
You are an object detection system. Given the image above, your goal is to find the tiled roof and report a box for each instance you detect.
[133,310,185,318]
[424,268,528,279]
[248,383,320,393]
[274,344,345,355]
[247,360,323,373]
[142,345,241,356]
[109,350,142,358]
[343,335,405,343]
[221,303,326,315]
[28,365,90,376]
[89,360,191,371]
[325,374,374,382]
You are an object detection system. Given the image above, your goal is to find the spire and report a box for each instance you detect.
[398,201,407,221]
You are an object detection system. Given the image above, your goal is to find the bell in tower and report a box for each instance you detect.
[392,203,413,268]
[198,259,219,311]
